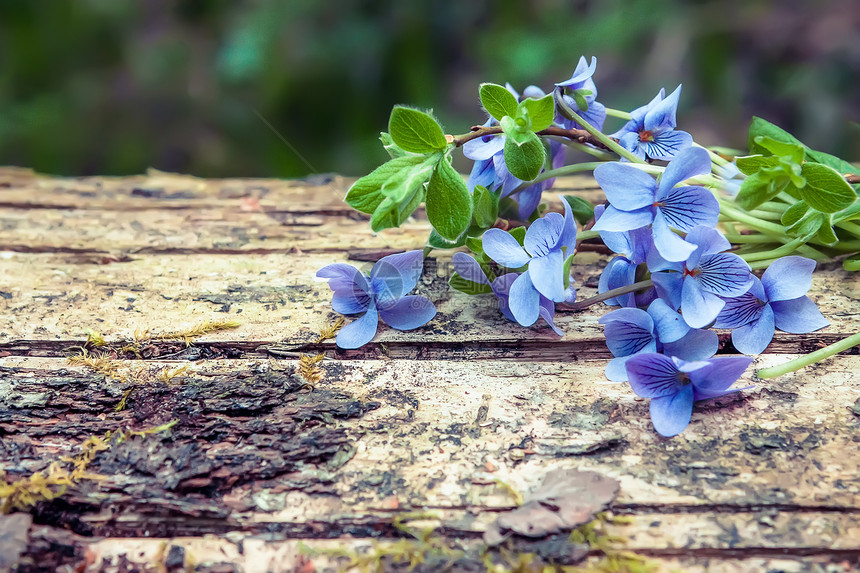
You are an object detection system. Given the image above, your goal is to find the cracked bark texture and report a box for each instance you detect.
[0,167,859,572]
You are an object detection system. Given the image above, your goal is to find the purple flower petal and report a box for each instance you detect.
[650,271,684,310]
[647,298,689,343]
[576,101,607,132]
[662,328,718,361]
[508,271,540,326]
[696,253,753,297]
[467,158,496,192]
[592,206,654,233]
[761,256,816,302]
[452,252,491,285]
[516,182,545,220]
[730,304,775,354]
[626,353,684,398]
[602,319,657,358]
[374,250,424,295]
[463,133,505,161]
[558,194,579,255]
[593,162,657,211]
[771,296,830,333]
[657,147,712,195]
[524,213,565,256]
[649,384,694,437]
[640,130,693,162]
[651,209,697,262]
[491,273,518,322]
[483,228,531,268]
[643,85,682,132]
[331,290,371,315]
[658,185,720,232]
[713,276,766,328]
[555,56,598,88]
[688,356,753,392]
[538,297,563,336]
[336,305,379,349]
[681,277,725,328]
[605,355,634,382]
[528,250,566,302]
[685,226,732,259]
[378,295,437,330]
[598,256,638,307]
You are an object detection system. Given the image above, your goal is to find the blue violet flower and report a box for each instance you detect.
[316,251,436,349]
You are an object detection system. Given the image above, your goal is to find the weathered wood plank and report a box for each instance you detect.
[0,253,855,359]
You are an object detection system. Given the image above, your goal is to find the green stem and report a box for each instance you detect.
[509,162,605,195]
[557,100,645,164]
[577,230,600,241]
[756,332,860,379]
[546,136,615,161]
[836,221,860,239]
[724,234,780,244]
[718,201,789,236]
[604,107,632,120]
[693,142,731,168]
[738,236,809,263]
[560,279,654,311]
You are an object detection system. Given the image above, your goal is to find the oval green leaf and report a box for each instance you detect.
[798,162,857,213]
[426,157,473,240]
[479,83,518,122]
[388,106,447,153]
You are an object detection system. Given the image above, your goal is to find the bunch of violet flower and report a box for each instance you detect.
[553,56,606,132]
[610,85,692,161]
[452,253,569,335]
[480,196,578,327]
[316,251,436,349]
[626,353,753,437]
[592,146,719,262]
[465,84,565,220]
[714,256,829,354]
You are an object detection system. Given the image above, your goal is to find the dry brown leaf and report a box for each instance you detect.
[485,468,620,545]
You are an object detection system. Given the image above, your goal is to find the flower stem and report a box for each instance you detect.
[509,162,605,195]
[555,99,646,164]
[604,107,632,120]
[756,332,860,379]
[739,236,809,263]
[560,279,654,311]
[577,230,600,241]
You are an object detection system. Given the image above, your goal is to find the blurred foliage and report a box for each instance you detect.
[0,0,856,177]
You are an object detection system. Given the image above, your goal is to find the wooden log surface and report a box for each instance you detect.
[1,166,859,572]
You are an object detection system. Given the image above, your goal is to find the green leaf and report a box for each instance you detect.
[520,94,554,132]
[426,156,473,240]
[509,226,526,245]
[448,272,493,295]
[797,162,857,213]
[735,155,779,176]
[388,106,447,153]
[379,132,415,159]
[563,195,595,226]
[806,148,859,175]
[479,83,518,122]
[504,132,545,181]
[843,252,860,272]
[781,200,809,227]
[748,117,805,154]
[465,235,485,258]
[345,155,427,214]
[735,172,783,211]
[787,210,824,238]
[472,184,499,228]
[427,229,465,249]
[816,215,838,246]
[752,136,805,163]
[500,115,533,146]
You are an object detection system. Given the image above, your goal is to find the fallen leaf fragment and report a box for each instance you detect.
[484,468,620,545]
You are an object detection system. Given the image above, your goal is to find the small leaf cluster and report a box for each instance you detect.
[346,106,475,241]
[736,117,860,259]
[480,83,554,181]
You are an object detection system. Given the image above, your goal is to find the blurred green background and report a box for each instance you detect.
[0,0,857,178]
